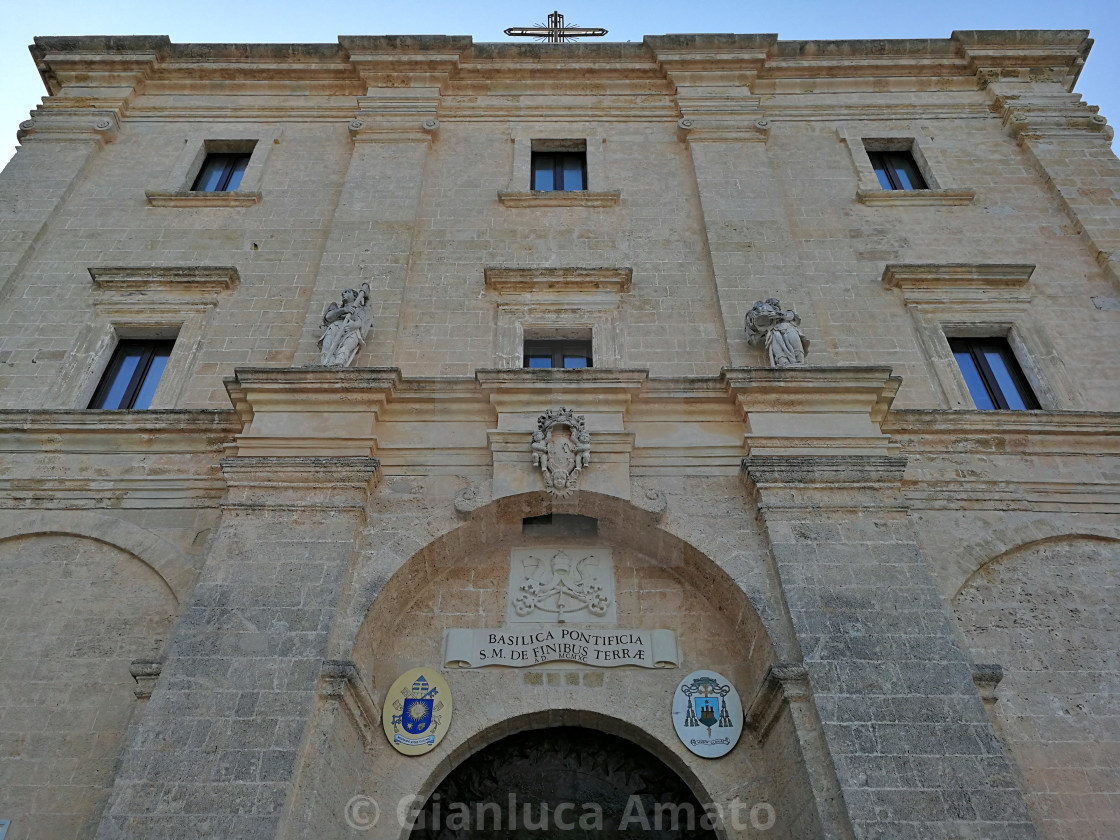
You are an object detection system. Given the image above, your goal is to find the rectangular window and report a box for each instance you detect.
[524,339,593,369]
[868,150,928,191]
[88,339,175,409]
[949,337,1039,410]
[530,141,587,191]
[191,152,250,192]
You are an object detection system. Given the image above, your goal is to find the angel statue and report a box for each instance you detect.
[318,283,372,367]
[744,298,809,367]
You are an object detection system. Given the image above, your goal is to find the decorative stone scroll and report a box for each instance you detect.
[744,298,809,367]
[443,627,681,669]
[507,548,615,624]
[531,407,591,497]
[318,282,372,366]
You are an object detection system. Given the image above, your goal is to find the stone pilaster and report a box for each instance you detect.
[95,454,379,839]
[957,30,1119,285]
[0,37,162,301]
[296,37,465,366]
[742,452,1037,840]
[648,35,804,369]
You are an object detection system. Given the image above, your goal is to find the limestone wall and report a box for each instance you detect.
[0,534,178,840]
[953,537,1120,840]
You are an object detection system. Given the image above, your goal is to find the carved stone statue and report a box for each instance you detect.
[745,298,809,367]
[318,283,372,366]
[532,407,591,497]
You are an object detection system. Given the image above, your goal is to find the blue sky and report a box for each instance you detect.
[1,0,1117,168]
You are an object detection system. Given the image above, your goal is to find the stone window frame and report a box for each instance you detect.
[836,124,975,206]
[144,127,280,207]
[882,263,1078,410]
[484,268,632,368]
[52,267,239,409]
[498,131,620,207]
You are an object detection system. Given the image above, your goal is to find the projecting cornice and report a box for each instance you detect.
[27,30,1094,97]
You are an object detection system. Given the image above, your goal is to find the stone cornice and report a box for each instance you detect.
[884,410,1120,512]
[724,367,901,458]
[484,267,632,295]
[954,29,1091,92]
[882,264,1035,306]
[89,266,241,296]
[220,456,381,509]
[0,410,237,508]
[26,31,1095,104]
[884,409,1120,453]
[0,409,238,436]
[723,367,900,420]
[476,369,647,428]
[223,368,402,458]
[882,263,1034,291]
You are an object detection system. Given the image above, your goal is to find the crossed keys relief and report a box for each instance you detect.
[507,548,616,624]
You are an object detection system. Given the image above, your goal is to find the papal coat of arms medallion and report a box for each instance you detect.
[671,669,743,758]
[382,667,453,756]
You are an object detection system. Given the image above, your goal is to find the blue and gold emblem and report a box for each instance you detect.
[383,667,453,756]
[672,670,743,758]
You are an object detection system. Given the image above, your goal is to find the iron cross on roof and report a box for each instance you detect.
[504,10,608,43]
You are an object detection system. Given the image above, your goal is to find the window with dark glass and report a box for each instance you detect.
[524,339,593,369]
[531,151,586,191]
[868,150,928,191]
[949,337,1039,410]
[191,152,250,192]
[88,339,175,409]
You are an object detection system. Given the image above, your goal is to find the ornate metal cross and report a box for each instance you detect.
[504,10,608,43]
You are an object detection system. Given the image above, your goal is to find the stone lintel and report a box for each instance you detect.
[724,367,901,457]
[496,191,622,208]
[744,661,811,742]
[143,190,262,207]
[320,659,380,749]
[89,265,241,296]
[857,188,975,206]
[882,263,1034,295]
[220,456,380,509]
[484,267,632,295]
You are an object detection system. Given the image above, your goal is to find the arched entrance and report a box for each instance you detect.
[288,491,820,839]
[408,726,717,839]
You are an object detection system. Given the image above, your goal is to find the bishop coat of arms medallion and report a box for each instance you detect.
[382,667,453,756]
[671,669,743,758]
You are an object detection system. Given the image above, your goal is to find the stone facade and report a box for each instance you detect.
[0,28,1117,840]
